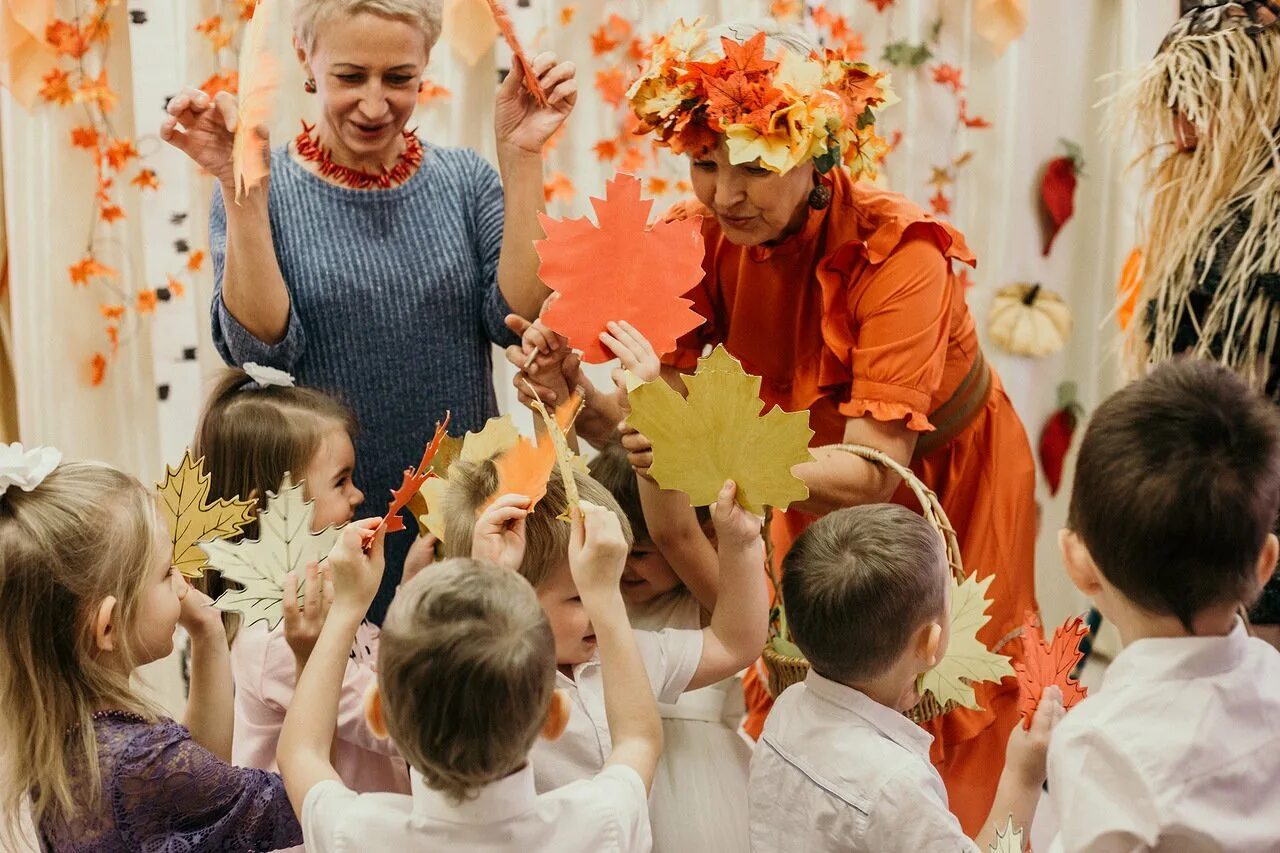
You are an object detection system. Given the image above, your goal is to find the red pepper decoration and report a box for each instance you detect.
[1039,139,1084,257]
[1039,382,1084,496]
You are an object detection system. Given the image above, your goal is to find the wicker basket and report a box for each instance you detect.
[761,443,966,724]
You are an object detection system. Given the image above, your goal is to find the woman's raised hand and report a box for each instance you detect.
[160,87,260,190]
[494,51,577,155]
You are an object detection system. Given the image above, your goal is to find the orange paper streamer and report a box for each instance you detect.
[484,0,547,106]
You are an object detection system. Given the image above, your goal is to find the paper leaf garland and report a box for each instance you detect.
[157,450,256,578]
[536,173,707,364]
[232,0,279,201]
[1015,613,1089,729]
[988,816,1025,853]
[625,345,814,515]
[485,0,546,105]
[375,413,451,538]
[918,573,1016,711]
[201,473,343,630]
[525,386,585,521]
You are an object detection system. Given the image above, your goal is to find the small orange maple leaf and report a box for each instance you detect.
[932,63,964,94]
[46,20,90,58]
[76,70,117,112]
[187,250,207,272]
[1015,613,1090,729]
[131,169,161,191]
[646,176,670,196]
[87,352,108,387]
[105,139,139,171]
[70,126,100,149]
[619,145,651,173]
[959,98,992,129]
[929,189,950,216]
[416,80,450,106]
[593,139,620,162]
[135,289,158,315]
[100,204,126,224]
[105,325,119,352]
[590,25,618,55]
[99,303,125,320]
[559,6,576,25]
[167,275,186,298]
[200,70,239,97]
[69,257,118,287]
[39,68,76,105]
[543,173,575,203]
[595,67,629,108]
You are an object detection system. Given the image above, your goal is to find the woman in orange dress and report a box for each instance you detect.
[511,22,1036,836]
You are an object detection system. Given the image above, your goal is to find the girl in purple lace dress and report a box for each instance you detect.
[0,452,302,852]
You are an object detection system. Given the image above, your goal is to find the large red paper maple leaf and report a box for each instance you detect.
[536,173,707,364]
[370,413,452,543]
[1014,612,1089,729]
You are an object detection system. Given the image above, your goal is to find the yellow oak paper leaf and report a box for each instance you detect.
[989,815,1025,853]
[459,415,520,463]
[625,345,814,515]
[918,572,1016,711]
[157,450,255,578]
[200,473,343,630]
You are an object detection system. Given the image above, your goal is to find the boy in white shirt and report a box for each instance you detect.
[275,505,664,853]
[442,462,767,793]
[1052,358,1280,852]
[749,504,1063,852]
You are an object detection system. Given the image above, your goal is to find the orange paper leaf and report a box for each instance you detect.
[69,256,117,287]
[536,173,706,364]
[131,168,160,191]
[1015,613,1089,729]
[232,0,279,201]
[373,413,452,539]
[484,0,546,106]
[488,395,580,513]
[38,68,74,105]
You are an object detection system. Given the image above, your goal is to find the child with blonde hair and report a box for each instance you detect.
[277,505,663,851]
[0,446,302,851]
[194,365,434,795]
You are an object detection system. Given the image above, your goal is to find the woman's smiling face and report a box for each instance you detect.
[689,142,815,246]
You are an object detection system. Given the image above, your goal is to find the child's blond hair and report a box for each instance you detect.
[441,460,633,587]
[193,367,357,636]
[0,462,161,845]
[378,558,554,802]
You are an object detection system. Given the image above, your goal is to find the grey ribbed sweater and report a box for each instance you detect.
[210,141,517,622]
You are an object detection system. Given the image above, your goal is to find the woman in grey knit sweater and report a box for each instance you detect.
[160,0,575,621]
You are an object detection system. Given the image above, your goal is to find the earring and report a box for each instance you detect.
[417,81,425,93]
[808,182,832,210]
[304,78,317,94]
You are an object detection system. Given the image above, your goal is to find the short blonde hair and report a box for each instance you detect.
[378,558,554,802]
[0,462,161,846]
[293,0,444,54]
[442,461,633,588]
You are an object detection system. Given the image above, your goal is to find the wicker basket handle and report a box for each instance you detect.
[826,443,966,582]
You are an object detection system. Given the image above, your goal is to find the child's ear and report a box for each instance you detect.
[1059,529,1104,597]
[364,683,389,739]
[94,596,119,653]
[293,36,309,73]
[540,689,570,742]
[1255,533,1279,591]
[917,620,944,668]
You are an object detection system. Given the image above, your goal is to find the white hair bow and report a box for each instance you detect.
[242,362,296,389]
[0,443,62,498]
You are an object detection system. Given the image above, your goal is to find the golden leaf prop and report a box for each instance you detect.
[525,386,585,521]
[157,450,255,578]
[414,476,451,540]
[987,283,1072,358]
[625,345,814,515]
[459,415,520,463]
[918,573,1016,711]
[989,815,1025,853]
[232,0,279,201]
[200,473,344,630]
[405,434,461,537]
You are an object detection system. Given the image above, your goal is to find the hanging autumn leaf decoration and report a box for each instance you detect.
[201,473,344,630]
[157,450,256,578]
[625,345,814,515]
[537,173,707,364]
[232,0,279,201]
[918,573,1016,711]
[484,0,546,105]
[1038,382,1085,496]
[1040,139,1084,256]
[987,283,1072,358]
[1015,612,1090,729]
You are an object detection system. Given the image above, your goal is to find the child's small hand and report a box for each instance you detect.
[600,320,661,383]
[282,561,334,668]
[569,500,629,599]
[176,572,226,638]
[327,518,385,617]
[472,494,529,571]
[1004,685,1064,787]
[402,532,439,587]
[711,480,763,550]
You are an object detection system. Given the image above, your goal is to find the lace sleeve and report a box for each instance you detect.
[113,719,302,852]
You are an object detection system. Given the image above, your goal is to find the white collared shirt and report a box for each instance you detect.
[301,763,652,852]
[1047,619,1280,853]
[748,670,977,853]
[531,626,703,793]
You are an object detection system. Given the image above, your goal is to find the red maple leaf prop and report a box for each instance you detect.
[1015,613,1089,729]
[368,413,452,546]
[536,173,707,364]
[485,0,547,106]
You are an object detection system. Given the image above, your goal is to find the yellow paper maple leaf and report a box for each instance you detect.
[200,473,343,630]
[157,450,256,578]
[459,416,520,463]
[989,815,1025,853]
[626,345,814,515]
[918,572,1016,711]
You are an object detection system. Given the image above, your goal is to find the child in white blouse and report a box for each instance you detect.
[748,504,1061,852]
[1053,358,1280,852]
